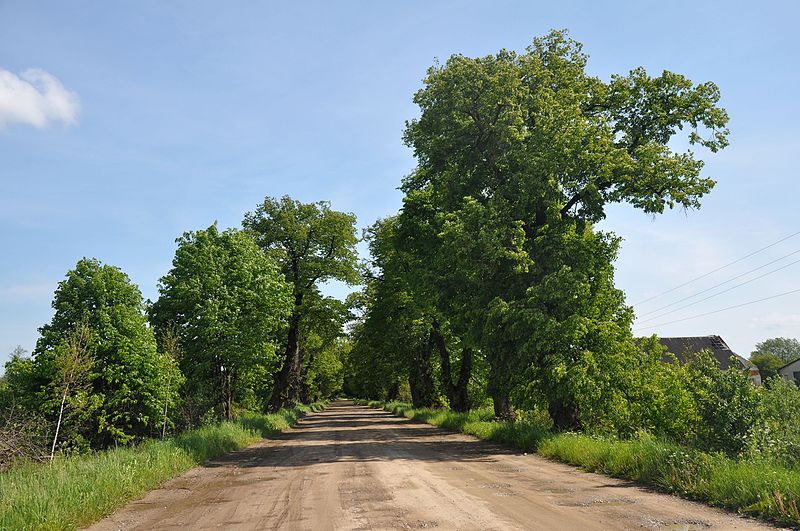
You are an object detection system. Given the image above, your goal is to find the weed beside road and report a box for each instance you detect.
[0,403,325,531]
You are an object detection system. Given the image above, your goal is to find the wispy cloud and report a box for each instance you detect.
[0,67,80,129]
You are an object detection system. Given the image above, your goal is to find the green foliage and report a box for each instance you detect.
[10,258,183,449]
[0,355,51,468]
[243,195,359,410]
[297,294,351,402]
[750,352,785,381]
[150,225,292,421]
[487,226,637,427]
[346,217,442,406]
[392,29,728,421]
[344,320,400,400]
[0,404,324,530]
[748,377,800,468]
[301,336,346,401]
[589,345,760,455]
[0,349,35,411]
[683,353,760,455]
[612,339,698,441]
[752,337,800,363]
[243,195,360,289]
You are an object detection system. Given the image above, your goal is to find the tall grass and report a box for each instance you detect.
[0,402,325,531]
[366,401,800,527]
[539,433,800,526]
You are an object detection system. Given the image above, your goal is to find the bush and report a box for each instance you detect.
[684,353,760,455]
[748,377,800,468]
[608,348,760,455]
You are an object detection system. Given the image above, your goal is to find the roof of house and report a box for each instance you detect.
[658,335,751,370]
[777,357,800,372]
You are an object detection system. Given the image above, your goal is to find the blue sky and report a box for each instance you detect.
[1,1,799,368]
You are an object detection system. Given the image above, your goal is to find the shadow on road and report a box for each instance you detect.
[203,404,515,469]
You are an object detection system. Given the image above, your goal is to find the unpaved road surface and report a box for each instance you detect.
[89,401,776,530]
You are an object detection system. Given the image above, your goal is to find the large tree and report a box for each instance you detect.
[752,337,800,364]
[19,258,181,448]
[355,218,440,407]
[392,196,476,411]
[150,225,292,420]
[243,196,359,411]
[401,30,729,422]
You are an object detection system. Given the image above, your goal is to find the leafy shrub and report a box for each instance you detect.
[684,353,760,455]
[605,346,759,455]
[748,377,800,468]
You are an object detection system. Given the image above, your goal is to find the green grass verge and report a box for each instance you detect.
[0,402,326,531]
[539,433,800,527]
[363,400,800,527]
[379,401,549,451]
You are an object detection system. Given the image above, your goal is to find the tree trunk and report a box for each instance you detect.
[487,359,516,421]
[431,322,455,403]
[267,312,301,412]
[162,371,171,438]
[50,387,68,461]
[221,370,235,420]
[548,399,581,431]
[492,393,516,421]
[409,336,436,408]
[431,322,472,412]
[452,347,473,412]
[297,349,312,404]
[289,347,308,404]
[387,380,400,401]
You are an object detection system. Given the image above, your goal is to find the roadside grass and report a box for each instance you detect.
[378,401,549,451]
[0,402,326,531]
[362,400,800,527]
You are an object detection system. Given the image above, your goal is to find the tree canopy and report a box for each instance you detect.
[352,29,730,426]
[149,225,292,420]
[752,337,800,364]
[243,196,359,410]
[17,258,181,448]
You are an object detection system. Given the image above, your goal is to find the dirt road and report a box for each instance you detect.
[89,401,776,530]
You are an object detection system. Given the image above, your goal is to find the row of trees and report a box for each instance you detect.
[346,30,733,432]
[0,196,358,455]
[346,32,800,464]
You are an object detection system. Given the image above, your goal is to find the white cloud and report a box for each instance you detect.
[0,67,80,129]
